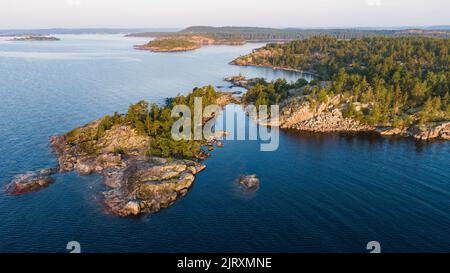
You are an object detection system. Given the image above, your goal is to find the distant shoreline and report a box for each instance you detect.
[134,44,201,53]
[7,36,60,42]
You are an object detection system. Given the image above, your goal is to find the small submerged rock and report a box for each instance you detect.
[239,174,260,191]
[5,168,57,195]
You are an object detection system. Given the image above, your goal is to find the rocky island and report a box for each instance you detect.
[135,38,201,52]
[5,86,232,216]
[135,34,246,52]
[8,35,60,41]
[239,174,260,191]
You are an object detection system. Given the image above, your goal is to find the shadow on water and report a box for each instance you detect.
[282,128,448,156]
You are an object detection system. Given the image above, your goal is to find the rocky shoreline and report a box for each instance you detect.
[229,73,450,141]
[102,158,205,216]
[224,75,266,88]
[4,122,212,216]
[277,95,374,132]
[231,62,319,77]
[230,54,320,77]
[50,126,215,216]
[377,122,450,140]
[277,95,450,140]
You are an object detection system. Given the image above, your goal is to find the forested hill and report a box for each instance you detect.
[127,26,450,41]
[237,36,449,79]
[233,36,450,127]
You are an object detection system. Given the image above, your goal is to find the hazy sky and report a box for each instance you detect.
[1,0,449,29]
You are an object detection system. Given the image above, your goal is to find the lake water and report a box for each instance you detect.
[0,35,448,253]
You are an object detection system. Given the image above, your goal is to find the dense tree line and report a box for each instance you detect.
[120,86,218,159]
[144,85,219,158]
[181,26,396,40]
[129,26,450,41]
[68,86,221,159]
[240,36,450,127]
[242,78,308,109]
[145,38,198,50]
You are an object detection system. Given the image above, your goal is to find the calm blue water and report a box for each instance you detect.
[0,35,449,253]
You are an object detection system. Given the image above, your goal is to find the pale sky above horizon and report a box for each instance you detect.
[0,0,449,29]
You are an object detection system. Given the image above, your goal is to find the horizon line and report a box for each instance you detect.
[1,24,450,31]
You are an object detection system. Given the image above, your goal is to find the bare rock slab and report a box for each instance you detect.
[5,168,57,195]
